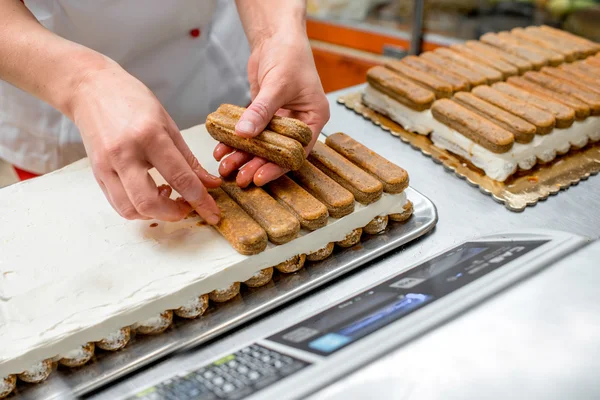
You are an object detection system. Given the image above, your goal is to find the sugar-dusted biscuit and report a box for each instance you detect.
[539,25,600,56]
[480,33,548,70]
[265,175,329,231]
[421,51,488,87]
[96,327,131,351]
[59,343,95,367]
[510,28,578,62]
[389,200,414,222]
[325,132,409,194]
[17,359,53,383]
[364,216,389,235]
[336,228,363,248]
[400,55,471,92]
[558,64,600,94]
[309,142,383,205]
[206,111,305,171]
[497,32,564,66]
[449,44,519,78]
[221,179,300,245]
[244,268,274,288]
[434,48,504,83]
[217,104,312,146]
[307,243,335,262]
[523,27,591,59]
[385,59,453,98]
[464,40,533,73]
[471,86,556,134]
[541,67,600,95]
[274,254,307,274]
[431,99,515,153]
[0,375,16,399]
[208,187,268,255]
[453,92,536,143]
[366,65,435,111]
[209,282,241,303]
[135,311,173,335]
[291,161,355,218]
[174,295,209,319]
[507,76,590,120]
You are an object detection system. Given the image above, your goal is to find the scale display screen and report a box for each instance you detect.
[268,240,548,356]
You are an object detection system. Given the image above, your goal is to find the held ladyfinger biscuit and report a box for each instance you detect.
[523,71,600,115]
[17,359,53,383]
[221,179,300,245]
[206,110,306,171]
[492,82,575,129]
[507,76,590,120]
[325,132,409,194]
[59,343,95,367]
[510,28,578,62]
[541,67,600,95]
[471,86,556,134]
[434,48,504,83]
[366,66,435,111]
[453,92,536,144]
[208,187,268,255]
[291,161,355,218]
[96,327,131,351]
[174,295,209,319]
[307,243,335,262]
[265,175,329,231]
[431,99,515,154]
[274,254,307,274]
[244,268,274,288]
[400,56,471,92]
[464,40,533,73]
[449,44,519,79]
[217,104,312,146]
[480,33,548,70]
[309,141,383,205]
[420,51,488,87]
[0,375,16,399]
[385,59,454,98]
[209,282,241,303]
[496,32,565,66]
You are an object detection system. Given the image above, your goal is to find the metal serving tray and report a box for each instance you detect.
[17,187,436,400]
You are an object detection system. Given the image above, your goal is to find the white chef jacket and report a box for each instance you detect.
[0,0,251,174]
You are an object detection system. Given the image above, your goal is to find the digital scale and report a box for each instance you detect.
[99,230,588,400]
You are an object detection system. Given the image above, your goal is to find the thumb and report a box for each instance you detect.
[235,86,285,138]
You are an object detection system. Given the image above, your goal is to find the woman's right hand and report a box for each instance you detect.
[72,64,222,223]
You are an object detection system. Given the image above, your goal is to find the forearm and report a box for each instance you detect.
[235,0,307,48]
[0,1,115,119]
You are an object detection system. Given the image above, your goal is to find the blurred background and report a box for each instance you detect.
[306,0,600,92]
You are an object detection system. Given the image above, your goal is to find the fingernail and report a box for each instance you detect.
[206,213,220,225]
[236,120,255,135]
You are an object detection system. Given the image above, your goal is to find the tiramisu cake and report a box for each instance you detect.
[362,25,600,181]
[0,110,413,398]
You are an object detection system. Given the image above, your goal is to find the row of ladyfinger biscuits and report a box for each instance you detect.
[367,25,600,112]
[0,133,414,399]
[430,58,600,155]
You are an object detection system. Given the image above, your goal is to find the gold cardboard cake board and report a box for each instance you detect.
[338,91,600,212]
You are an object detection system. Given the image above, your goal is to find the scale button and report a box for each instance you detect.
[213,376,225,386]
[248,371,260,380]
[261,355,271,363]
[237,366,249,374]
[223,383,235,393]
[273,360,283,369]
[203,371,214,379]
[228,360,238,368]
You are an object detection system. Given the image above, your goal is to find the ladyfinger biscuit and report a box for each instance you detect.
[366,66,435,111]
[389,200,414,222]
[274,254,306,274]
[580,60,600,78]
[480,33,548,70]
[431,99,514,153]
[135,311,173,335]
[507,76,590,120]
[385,59,453,98]
[336,228,363,248]
[291,161,355,218]
[307,242,335,262]
[217,104,312,146]
[174,295,209,319]
[420,51,488,87]
[308,141,383,205]
[523,71,600,115]
[244,268,274,288]
[400,55,471,92]
[538,25,600,55]
[208,187,268,255]
[325,132,409,194]
[450,44,519,78]
[59,343,95,367]
[453,92,536,143]
[497,32,564,66]
[524,27,591,59]
[492,82,575,129]
[587,56,600,68]
[471,86,556,134]
[206,111,305,171]
[18,359,53,383]
[541,67,600,95]
[511,28,578,62]
[0,375,16,399]
[96,327,131,351]
[559,63,600,92]
[434,48,504,83]
[209,282,241,303]
[364,215,389,235]
[221,180,300,245]
[265,175,329,231]
[464,41,533,73]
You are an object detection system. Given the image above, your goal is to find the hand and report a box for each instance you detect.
[72,65,222,223]
[214,34,330,187]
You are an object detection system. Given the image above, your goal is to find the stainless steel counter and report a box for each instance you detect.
[92,85,600,399]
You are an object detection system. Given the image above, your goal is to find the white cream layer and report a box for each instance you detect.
[364,84,600,181]
[0,128,409,377]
